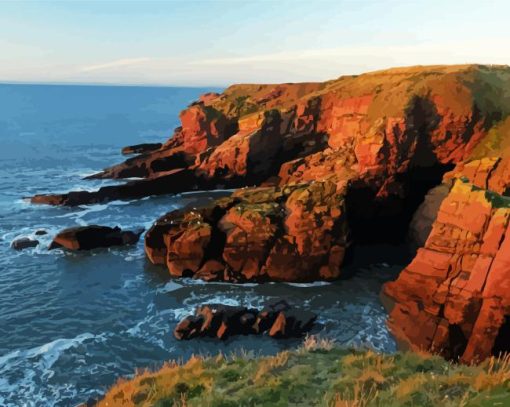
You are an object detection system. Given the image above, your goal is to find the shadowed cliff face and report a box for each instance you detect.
[28,65,510,362]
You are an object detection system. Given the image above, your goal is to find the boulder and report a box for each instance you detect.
[48,225,144,251]
[11,237,39,251]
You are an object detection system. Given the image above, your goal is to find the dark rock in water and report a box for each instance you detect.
[173,300,316,340]
[195,304,257,339]
[35,229,48,236]
[11,237,39,251]
[48,225,144,251]
[174,315,205,340]
[30,168,200,206]
[254,299,291,333]
[269,309,317,338]
[121,143,163,155]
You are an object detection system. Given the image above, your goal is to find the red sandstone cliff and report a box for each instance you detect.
[383,118,510,362]
[30,64,510,362]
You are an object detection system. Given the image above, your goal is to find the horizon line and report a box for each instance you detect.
[0,80,228,89]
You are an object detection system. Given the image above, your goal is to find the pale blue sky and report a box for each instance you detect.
[1,0,509,86]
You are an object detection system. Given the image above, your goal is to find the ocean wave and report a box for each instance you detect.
[0,333,105,407]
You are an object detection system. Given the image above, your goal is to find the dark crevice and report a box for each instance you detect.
[199,200,240,268]
[446,324,468,360]
[492,315,510,356]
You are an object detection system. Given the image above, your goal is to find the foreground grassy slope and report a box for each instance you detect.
[99,338,510,407]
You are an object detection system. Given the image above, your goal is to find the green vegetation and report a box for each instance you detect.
[470,117,510,161]
[485,189,510,209]
[99,337,510,407]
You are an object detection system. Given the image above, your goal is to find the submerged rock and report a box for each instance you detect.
[11,237,39,251]
[48,225,144,251]
[173,301,316,340]
[35,229,48,236]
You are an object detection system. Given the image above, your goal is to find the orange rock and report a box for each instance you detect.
[165,222,212,277]
[384,177,510,363]
[219,202,279,281]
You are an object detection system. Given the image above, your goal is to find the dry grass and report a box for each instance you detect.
[97,342,510,407]
[474,353,510,391]
[254,351,290,382]
[330,382,379,407]
[301,334,336,352]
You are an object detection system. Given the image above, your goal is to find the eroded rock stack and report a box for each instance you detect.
[174,300,317,340]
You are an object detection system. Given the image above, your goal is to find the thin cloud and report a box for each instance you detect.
[80,57,152,72]
[192,42,510,66]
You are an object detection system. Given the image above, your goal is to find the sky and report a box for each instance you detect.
[0,0,509,86]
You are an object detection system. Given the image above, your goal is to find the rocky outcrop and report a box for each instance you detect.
[383,131,510,362]
[145,180,349,282]
[174,300,316,340]
[121,143,163,155]
[49,225,143,250]
[31,169,200,206]
[31,65,510,208]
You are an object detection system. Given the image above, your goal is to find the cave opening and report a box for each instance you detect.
[492,315,510,356]
[345,161,454,247]
[345,96,455,252]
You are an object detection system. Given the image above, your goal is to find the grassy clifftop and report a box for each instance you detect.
[98,338,510,407]
[209,64,510,122]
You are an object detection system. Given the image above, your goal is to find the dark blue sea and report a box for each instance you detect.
[0,84,399,406]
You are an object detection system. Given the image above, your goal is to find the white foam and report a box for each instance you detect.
[0,332,98,368]
[285,281,331,288]
[0,332,106,406]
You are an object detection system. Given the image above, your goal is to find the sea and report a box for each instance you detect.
[0,83,401,406]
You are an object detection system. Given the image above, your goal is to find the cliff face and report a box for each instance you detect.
[383,118,510,362]
[30,65,510,362]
